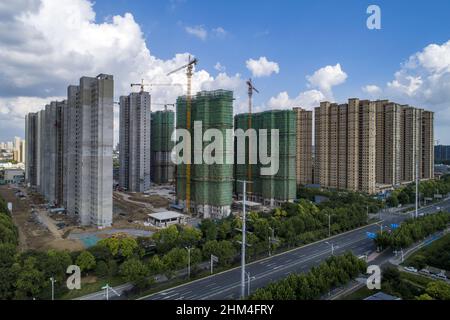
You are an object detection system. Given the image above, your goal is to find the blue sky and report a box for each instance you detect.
[92,0,450,107]
[1,0,450,143]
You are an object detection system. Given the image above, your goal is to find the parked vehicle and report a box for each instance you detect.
[404,266,418,273]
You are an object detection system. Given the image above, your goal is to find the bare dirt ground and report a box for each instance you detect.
[129,194,169,208]
[1,185,170,252]
[0,185,84,252]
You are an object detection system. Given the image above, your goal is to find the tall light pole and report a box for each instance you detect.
[102,284,120,301]
[50,276,56,301]
[268,227,275,256]
[415,116,420,219]
[185,246,192,279]
[327,214,331,237]
[246,272,251,296]
[236,180,250,299]
[325,241,335,255]
[241,181,247,299]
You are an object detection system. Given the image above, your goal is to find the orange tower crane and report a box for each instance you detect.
[167,56,198,213]
[246,78,259,196]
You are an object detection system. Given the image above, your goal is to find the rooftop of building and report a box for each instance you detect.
[148,211,186,221]
[364,292,401,300]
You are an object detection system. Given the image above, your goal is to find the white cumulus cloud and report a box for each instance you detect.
[362,84,382,96]
[0,0,244,143]
[184,25,207,40]
[384,40,450,143]
[246,57,280,78]
[306,63,347,96]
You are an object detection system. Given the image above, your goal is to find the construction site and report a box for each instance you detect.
[234,109,297,206]
[1,182,176,252]
[176,90,234,219]
[151,109,175,184]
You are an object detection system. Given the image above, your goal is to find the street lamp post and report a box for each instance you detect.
[185,246,192,279]
[325,241,335,255]
[268,227,276,256]
[327,214,331,238]
[246,272,251,296]
[241,181,247,299]
[50,276,56,301]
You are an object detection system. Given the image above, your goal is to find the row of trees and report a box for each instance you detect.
[0,186,385,299]
[374,212,450,250]
[249,252,367,300]
[387,174,450,207]
[406,234,450,270]
[382,267,450,300]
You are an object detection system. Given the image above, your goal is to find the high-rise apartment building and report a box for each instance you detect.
[26,74,113,228]
[435,145,450,163]
[235,109,297,206]
[13,136,25,163]
[119,91,152,192]
[151,110,175,184]
[25,113,38,186]
[176,90,234,218]
[315,98,434,194]
[421,111,434,179]
[66,74,114,227]
[314,99,376,194]
[293,107,313,186]
[375,101,402,186]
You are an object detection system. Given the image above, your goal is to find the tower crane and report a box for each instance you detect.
[152,103,175,111]
[166,55,198,214]
[130,79,174,93]
[246,78,259,196]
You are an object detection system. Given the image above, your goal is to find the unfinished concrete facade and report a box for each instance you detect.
[25,113,38,186]
[27,74,113,228]
[119,92,151,192]
[66,74,114,227]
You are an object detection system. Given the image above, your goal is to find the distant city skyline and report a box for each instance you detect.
[1,0,450,144]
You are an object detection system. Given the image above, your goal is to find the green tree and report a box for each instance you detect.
[147,255,166,276]
[76,251,96,273]
[178,226,202,248]
[119,258,149,283]
[152,225,179,253]
[425,281,450,300]
[202,240,237,267]
[13,257,46,299]
[199,219,218,241]
[95,260,109,278]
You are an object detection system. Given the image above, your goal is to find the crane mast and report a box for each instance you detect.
[167,56,198,214]
[246,79,259,197]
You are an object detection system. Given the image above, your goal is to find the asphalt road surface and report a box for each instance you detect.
[139,198,450,300]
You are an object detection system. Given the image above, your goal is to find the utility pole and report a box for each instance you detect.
[325,241,335,255]
[50,276,56,301]
[241,181,247,299]
[246,272,251,296]
[327,214,331,237]
[415,116,420,219]
[268,227,275,256]
[102,284,120,301]
[210,254,218,274]
[415,155,419,219]
[185,246,192,279]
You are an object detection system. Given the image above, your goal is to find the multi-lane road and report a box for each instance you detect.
[139,198,450,300]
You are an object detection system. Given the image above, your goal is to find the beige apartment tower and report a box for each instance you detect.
[293,108,313,186]
[315,98,434,194]
[314,99,376,194]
